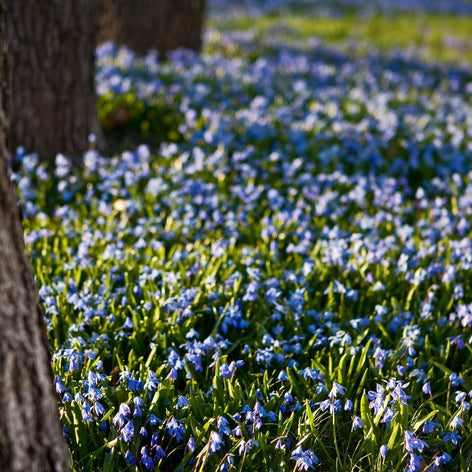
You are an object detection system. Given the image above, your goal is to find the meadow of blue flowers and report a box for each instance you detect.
[12,1,472,471]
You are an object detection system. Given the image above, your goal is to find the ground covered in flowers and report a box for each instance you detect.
[12,2,472,471]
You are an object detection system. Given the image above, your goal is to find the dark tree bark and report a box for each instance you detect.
[0,2,70,471]
[98,0,207,57]
[6,0,98,164]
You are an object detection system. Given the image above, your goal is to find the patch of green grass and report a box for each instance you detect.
[208,12,472,63]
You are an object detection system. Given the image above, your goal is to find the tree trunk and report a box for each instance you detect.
[6,0,98,164]
[0,2,70,471]
[98,0,207,57]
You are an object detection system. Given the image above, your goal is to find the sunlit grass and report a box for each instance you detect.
[208,12,472,63]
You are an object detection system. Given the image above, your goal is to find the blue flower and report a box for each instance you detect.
[124,450,136,465]
[176,395,190,409]
[121,421,134,443]
[62,392,72,403]
[112,403,130,427]
[404,431,428,453]
[406,453,423,472]
[217,416,232,436]
[328,382,347,399]
[450,373,464,387]
[366,384,385,416]
[140,447,154,470]
[55,375,68,394]
[81,402,93,423]
[147,413,162,426]
[151,432,159,447]
[379,445,388,458]
[167,368,178,380]
[238,439,258,455]
[422,420,438,434]
[388,378,411,406]
[186,436,195,452]
[254,415,263,429]
[93,401,106,416]
[275,439,285,450]
[455,391,467,403]
[434,452,452,466]
[290,446,319,470]
[277,370,289,381]
[126,376,144,392]
[167,417,184,442]
[99,421,108,432]
[318,399,341,414]
[145,370,160,393]
[155,445,166,459]
[450,415,464,429]
[380,407,397,427]
[442,430,461,445]
[209,431,224,454]
[352,415,364,430]
[219,363,233,378]
[422,382,431,395]
[299,367,324,382]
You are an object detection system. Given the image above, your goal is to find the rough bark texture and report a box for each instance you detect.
[0,2,70,470]
[6,0,97,164]
[98,0,207,57]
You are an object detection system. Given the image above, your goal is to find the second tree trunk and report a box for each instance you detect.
[98,0,206,57]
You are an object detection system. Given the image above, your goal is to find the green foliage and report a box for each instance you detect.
[209,12,472,64]
[98,92,184,149]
